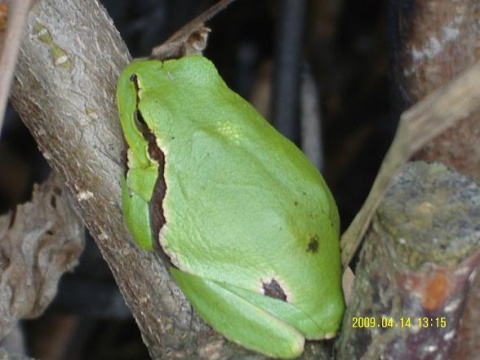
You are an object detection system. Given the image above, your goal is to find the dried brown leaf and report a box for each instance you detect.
[0,175,84,339]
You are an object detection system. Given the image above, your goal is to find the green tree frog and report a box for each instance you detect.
[117,55,344,359]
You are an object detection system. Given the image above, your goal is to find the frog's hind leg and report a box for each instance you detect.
[170,268,304,359]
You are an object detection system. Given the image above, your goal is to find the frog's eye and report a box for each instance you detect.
[133,108,148,135]
[127,75,163,163]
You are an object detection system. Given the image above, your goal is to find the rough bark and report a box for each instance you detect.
[10,0,210,358]
[391,0,480,181]
[390,2,480,358]
[340,61,480,266]
[9,0,331,358]
[337,162,480,359]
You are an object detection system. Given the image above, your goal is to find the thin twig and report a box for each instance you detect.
[272,0,307,141]
[341,61,480,267]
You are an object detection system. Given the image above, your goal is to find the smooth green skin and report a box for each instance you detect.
[117,55,345,359]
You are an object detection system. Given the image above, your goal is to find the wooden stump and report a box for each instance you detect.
[337,161,480,359]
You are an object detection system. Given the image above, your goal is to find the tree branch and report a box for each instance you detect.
[9,0,331,358]
[10,0,213,358]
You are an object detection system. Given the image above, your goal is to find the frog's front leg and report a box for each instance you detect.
[122,166,157,250]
